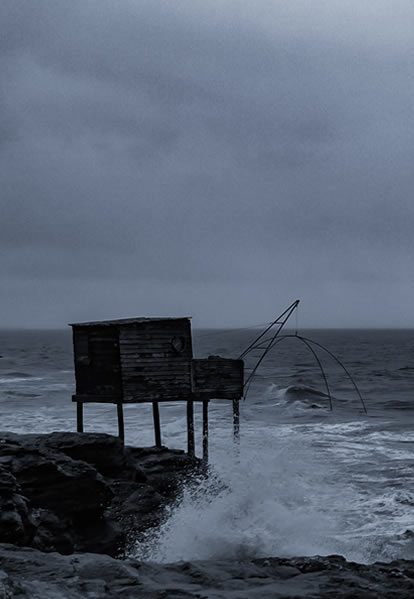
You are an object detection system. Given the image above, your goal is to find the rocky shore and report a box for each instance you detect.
[0,543,413,598]
[0,431,201,556]
[0,431,413,598]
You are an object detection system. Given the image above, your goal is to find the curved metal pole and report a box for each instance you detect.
[296,337,333,411]
[243,330,367,415]
[243,335,288,398]
[263,334,333,410]
[244,334,334,410]
[297,336,368,414]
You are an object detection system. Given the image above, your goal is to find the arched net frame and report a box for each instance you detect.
[241,329,367,415]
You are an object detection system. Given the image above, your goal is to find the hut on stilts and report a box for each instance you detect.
[70,317,244,461]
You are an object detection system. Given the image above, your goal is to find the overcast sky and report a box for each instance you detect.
[1,1,413,328]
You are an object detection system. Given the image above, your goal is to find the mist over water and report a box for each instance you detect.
[0,328,413,563]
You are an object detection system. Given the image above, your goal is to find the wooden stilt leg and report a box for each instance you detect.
[117,402,125,443]
[187,400,195,457]
[202,400,209,463]
[77,402,84,433]
[233,398,240,442]
[152,401,162,448]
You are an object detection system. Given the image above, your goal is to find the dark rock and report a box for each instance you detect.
[40,432,147,480]
[123,485,164,515]
[0,432,201,557]
[30,509,74,554]
[127,445,200,494]
[0,466,34,546]
[11,452,111,516]
[0,466,18,495]
[0,505,29,545]
[72,514,124,556]
[0,544,413,598]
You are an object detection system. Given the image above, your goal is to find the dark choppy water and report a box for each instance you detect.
[0,328,413,563]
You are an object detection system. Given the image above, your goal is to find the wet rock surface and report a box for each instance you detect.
[0,543,413,598]
[0,432,201,556]
[1,432,413,598]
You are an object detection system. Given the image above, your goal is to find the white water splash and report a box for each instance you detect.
[132,414,414,564]
[134,426,358,563]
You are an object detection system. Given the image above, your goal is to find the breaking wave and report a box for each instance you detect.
[132,421,414,565]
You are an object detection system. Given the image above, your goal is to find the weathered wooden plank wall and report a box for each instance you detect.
[119,319,193,402]
[192,358,244,399]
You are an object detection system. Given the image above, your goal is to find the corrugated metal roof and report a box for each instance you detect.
[69,316,191,327]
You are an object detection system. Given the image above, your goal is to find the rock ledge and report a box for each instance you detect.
[0,431,201,556]
[0,544,413,598]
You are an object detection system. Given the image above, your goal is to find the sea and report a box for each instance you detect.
[0,327,413,565]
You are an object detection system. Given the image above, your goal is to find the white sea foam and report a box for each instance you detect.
[131,409,414,564]
[133,425,371,563]
[0,377,44,384]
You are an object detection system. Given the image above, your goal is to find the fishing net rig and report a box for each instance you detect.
[238,300,368,414]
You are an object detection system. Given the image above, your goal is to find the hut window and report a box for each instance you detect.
[171,335,186,353]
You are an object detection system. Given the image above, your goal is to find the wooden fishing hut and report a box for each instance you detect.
[70,317,243,460]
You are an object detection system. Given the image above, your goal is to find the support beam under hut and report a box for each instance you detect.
[70,317,244,459]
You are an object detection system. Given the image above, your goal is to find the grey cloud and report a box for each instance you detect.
[0,0,413,327]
